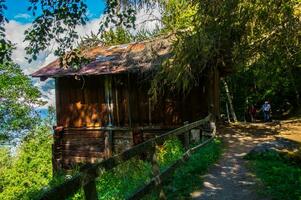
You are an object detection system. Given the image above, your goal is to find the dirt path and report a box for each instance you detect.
[191,123,278,200]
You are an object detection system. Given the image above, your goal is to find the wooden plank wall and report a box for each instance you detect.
[128,74,209,127]
[56,77,105,127]
[53,128,133,170]
[56,76,131,128]
[53,73,219,170]
[55,74,213,129]
[53,129,105,170]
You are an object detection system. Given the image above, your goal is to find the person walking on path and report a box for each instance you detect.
[262,101,271,122]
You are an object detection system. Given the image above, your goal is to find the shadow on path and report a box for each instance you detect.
[191,123,277,200]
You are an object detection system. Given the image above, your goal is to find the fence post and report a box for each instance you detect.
[184,121,190,150]
[83,179,98,200]
[105,130,113,158]
[150,144,166,200]
[53,126,64,173]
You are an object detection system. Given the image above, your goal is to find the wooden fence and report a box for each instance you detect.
[37,114,215,200]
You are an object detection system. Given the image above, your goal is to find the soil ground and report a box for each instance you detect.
[190,120,301,200]
[277,119,301,143]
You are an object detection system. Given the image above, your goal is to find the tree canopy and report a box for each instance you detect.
[0,62,43,141]
[0,0,300,120]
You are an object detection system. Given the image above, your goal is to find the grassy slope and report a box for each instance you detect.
[164,139,222,199]
[247,152,301,200]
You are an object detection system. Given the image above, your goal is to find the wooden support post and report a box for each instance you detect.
[150,145,166,200]
[51,144,56,174]
[52,127,63,173]
[127,73,132,128]
[83,179,98,200]
[184,121,190,150]
[200,127,204,143]
[115,82,120,126]
[148,98,152,126]
[210,121,216,137]
[104,131,113,158]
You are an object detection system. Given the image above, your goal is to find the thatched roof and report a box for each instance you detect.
[31,36,173,78]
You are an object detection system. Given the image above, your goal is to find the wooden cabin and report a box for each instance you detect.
[31,37,221,170]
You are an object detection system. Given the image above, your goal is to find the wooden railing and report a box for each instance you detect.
[37,114,215,200]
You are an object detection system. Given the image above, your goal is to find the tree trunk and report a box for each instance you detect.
[226,103,231,123]
[221,78,238,122]
[288,67,300,107]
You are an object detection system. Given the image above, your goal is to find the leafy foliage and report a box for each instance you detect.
[99,0,137,32]
[24,0,88,67]
[225,0,301,118]
[0,0,13,63]
[22,0,159,67]
[95,159,152,200]
[0,62,43,140]
[150,0,301,110]
[160,0,197,33]
[0,125,53,200]
[156,136,184,168]
[101,27,133,46]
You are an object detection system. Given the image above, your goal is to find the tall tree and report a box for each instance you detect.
[149,0,301,111]
[0,0,13,63]
[221,78,238,122]
[0,62,43,141]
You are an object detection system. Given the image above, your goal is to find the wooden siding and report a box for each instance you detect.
[128,74,210,127]
[56,76,130,128]
[53,128,133,170]
[53,73,219,170]
[55,74,212,128]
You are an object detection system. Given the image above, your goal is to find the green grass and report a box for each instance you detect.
[96,158,152,200]
[164,139,222,199]
[247,152,301,200]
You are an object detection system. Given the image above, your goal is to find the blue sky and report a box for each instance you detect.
[5,0,105,24]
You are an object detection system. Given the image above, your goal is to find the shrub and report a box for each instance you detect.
[0,125,53,200]
[156,136,185,168]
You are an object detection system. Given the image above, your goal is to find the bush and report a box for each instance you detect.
[156,136,185,168]
[0,125,53,200]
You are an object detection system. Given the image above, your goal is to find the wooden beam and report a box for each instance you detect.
[184,121,190,150]
[148,98,152,126]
